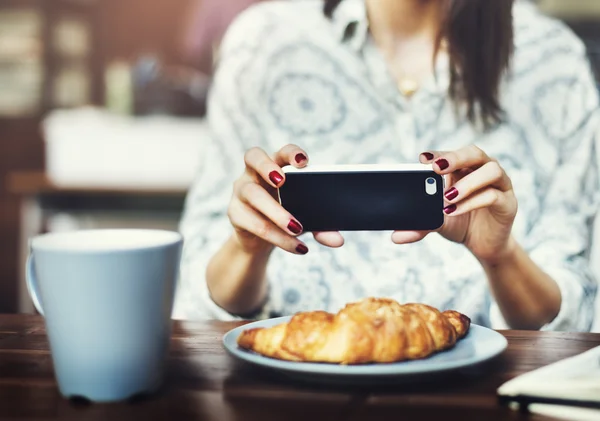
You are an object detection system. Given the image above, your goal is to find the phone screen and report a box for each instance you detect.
[279,170,445,232]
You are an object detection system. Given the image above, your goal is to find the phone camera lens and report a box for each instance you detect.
[426,177,435,185]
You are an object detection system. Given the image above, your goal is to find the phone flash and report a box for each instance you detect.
[425,177,437,195]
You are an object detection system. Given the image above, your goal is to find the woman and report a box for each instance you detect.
[173,0,600,331]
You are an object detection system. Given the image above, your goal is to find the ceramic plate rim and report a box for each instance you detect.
[223,316,508,376]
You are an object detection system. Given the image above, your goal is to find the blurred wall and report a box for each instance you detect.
[99,0,193,66]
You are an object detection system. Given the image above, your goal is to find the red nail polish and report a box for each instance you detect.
[445,187,458,201]
[288,220,303,234]
[444,204,457,214]
[295,153,307,164]
[296,244,308,254]
[436,159,449,171]
[269,171,283,185]
[422,152,434,161]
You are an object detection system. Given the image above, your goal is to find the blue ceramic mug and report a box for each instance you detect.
[26,229,183,403]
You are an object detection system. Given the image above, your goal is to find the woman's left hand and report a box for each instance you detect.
[392,145,519,264]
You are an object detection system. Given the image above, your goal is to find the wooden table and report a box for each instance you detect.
[6,171,188,313]
[0,315,599,420]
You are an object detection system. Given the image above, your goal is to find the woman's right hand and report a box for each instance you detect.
[228,144,345,255]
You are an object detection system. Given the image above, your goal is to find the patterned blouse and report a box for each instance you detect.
[173,0,600,331]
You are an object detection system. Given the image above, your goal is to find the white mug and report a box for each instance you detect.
[26,229,183,403]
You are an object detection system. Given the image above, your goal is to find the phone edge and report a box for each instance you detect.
[282,163,433,173]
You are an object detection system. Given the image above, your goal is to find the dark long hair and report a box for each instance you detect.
[325,0,514,129]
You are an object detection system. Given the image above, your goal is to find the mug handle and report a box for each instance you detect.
[26,253,45,316]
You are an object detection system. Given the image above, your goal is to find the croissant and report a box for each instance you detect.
[237,297,471,364]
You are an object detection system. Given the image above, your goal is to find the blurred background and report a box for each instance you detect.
[0,0,599,314]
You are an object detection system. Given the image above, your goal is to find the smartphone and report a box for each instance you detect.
[278,164,445,232]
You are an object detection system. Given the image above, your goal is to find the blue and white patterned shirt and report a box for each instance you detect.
[173,0,600,331]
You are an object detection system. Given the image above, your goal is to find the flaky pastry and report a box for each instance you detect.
[237,297,471,364]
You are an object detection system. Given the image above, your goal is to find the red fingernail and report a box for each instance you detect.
[436,159,449,171]
[422,152,434,161]
[269,171,283,185]
[444,204,457,214]
[288,219,303,234]
[296,244,308,254]
[445,187,459,201]
[295,153,307,164]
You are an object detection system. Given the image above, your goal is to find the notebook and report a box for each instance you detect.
[497,344,600,420]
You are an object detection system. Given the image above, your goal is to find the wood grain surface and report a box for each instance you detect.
[0,314,598,421]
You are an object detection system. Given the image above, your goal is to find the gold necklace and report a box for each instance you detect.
[394,39,447,98]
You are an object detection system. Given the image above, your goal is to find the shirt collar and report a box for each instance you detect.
[331,0,369,51]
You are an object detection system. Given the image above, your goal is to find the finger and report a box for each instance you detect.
[228,199,308,255]
[244,147,286,188]
[418,151,442,164]
[444,161,513,204]
[272,144,309,168]
[238,181,305,236]
[391,231,430,245]
[431,144,492,174]
[313,231,345,248]
[443,187,505,217]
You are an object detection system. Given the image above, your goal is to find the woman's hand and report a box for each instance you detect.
[228,144,344,255]
[392,145,518,264]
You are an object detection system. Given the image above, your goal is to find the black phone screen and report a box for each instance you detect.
[278,170,445,232]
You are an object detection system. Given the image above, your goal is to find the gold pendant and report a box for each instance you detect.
[398,78,419,97]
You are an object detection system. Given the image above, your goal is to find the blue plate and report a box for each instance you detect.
[223,316,508,384]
